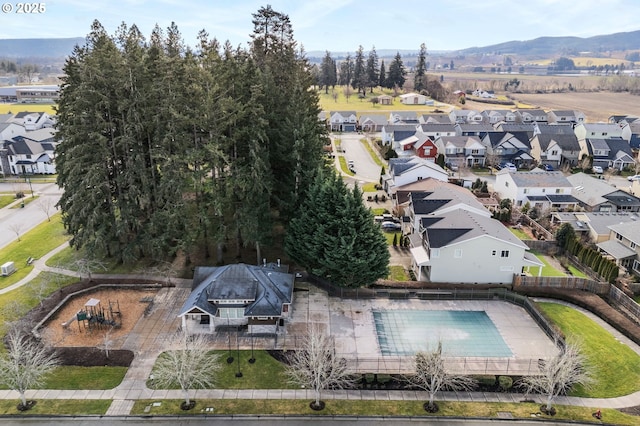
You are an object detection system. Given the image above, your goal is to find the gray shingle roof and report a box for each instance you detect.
[510,171,572,188]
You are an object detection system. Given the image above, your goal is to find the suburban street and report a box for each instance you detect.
[0,182,62,250]
[336,133,383,183]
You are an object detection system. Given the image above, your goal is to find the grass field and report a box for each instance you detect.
[318,87,452,114]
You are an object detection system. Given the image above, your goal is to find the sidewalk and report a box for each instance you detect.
[1,244,639,416]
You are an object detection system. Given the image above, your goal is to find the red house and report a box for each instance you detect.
[415,136,438,161]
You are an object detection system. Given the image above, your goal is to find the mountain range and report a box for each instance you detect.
[1,30,639,61]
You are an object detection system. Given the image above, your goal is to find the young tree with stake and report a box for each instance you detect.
[0,325,59,410]
[408,341,476,412]
[151,331,220,410]
[285,326,355,410]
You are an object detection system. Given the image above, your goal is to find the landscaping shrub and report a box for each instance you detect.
[498,376,513,391]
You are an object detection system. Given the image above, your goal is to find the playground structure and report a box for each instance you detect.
[73,298,122,332]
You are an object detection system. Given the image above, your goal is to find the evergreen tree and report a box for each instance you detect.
[365,46,379,93]
[338,54,353,86]
[285,172,389,287]
[386,52,406,89]
[555,223,575,250]
[352,45,366,95]
[378,60,386,88]
[319,51,336,94]
[414,43,427,92]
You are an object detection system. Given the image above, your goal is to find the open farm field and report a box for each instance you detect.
[317,87,454,114]
[531,57,633,67]
[0,103,56,115]
[510,91,640,122]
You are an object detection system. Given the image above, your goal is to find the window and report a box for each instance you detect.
[523,188,529,194]
[505,182,509,187]
[634,260,640,273]
[556,189,562,194]
[616,233,623,241]
[551,150,558,155]
[542,188,546,193]
[492,250,497,256]
[431,248,440,258]
[501,250,510,257]
[631,242,637,249]
[454,249,463,258]
[26,154,32,159]
[219,307,244,319]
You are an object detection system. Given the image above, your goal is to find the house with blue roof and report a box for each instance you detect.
[178,262,294,335]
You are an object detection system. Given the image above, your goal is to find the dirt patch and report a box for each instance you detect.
[41,288,158,349]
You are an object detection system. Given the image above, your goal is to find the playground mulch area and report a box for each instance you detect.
[41,288,156,349]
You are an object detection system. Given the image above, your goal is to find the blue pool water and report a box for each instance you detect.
[373,310,512,357]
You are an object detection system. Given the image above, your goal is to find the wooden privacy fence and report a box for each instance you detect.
[513,275,610,296]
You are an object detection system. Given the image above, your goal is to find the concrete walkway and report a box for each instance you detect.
[0,243,639,416]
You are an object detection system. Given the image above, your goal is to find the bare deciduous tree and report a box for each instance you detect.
[36,197,55,222]
[8,223,24,242]
[151,331,220,410]
[407,341,476,413]
[72,257,107,280]
[137,261,179,285]
[98,326,115,359]
[519,341,593,415]
[0,325,59,410]
[285,326,355,410]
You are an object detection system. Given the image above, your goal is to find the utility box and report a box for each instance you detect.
[1,261,16,276]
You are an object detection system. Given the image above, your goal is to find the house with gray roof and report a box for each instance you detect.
[517,109,548,123]
[578,137,635,171]
[481,132,533,168]
[329,111,357,132]
[178,263,294,335]
[495,170,577,210]
[381,123,417,145]
[597,221,640,274]
[529,133,581,168]
[383,157,448,193]
[449,109,482,124]
[547,110,586,124]
[389,111,419,124]
[359,114,387,132]
[409,205,542,283]
[551,211,639,243]
[568,172,640,212]
[434,135,486,169]
[419,113,452,124]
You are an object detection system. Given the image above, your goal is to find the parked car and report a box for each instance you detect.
[499,162,517,172]
[628,174,640,181]
[592,165,604,174]
[542,164,554,171]
[380,221,402,231]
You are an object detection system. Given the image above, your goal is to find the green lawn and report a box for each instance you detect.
[360,138,385,168]
[384,231,402,245]
[509,227,529,240]
[0,399,110,415]
[361,182,378,192]
[567,264,588,278]
[9,195,39,209]
[149,350,294,390]
[43,366,128,390]
[318,87,451,114]
[0,214,69,290]
[537,302,640,397]
[388,265,409,281]
[0,194,16,208]
[130,399,638,424]
[370,207,387,215]
[337,156,355,176]
[527,251,566,277]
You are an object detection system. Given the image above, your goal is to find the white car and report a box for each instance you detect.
[592,166,604,174]
[628,174,640,181]
[380,221,402,231]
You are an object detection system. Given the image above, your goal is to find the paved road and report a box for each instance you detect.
[0,182,62,250]
[337,133,382,183]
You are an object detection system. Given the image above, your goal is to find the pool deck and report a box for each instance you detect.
[285,284,558,375]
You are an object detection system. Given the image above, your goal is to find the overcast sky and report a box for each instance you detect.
[1,0,639,53]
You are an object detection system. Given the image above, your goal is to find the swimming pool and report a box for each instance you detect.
[373,310,513,357]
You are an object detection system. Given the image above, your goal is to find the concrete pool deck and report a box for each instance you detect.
[285,284,558,375]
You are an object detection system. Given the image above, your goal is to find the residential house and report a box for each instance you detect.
[494,170,577,210]
[396,129,438,160]
[434,135,485,169]
[10,111,55,131]
[495,123,535,136]
[3,137,56,175]
[568,172,640,212]
[551,211,639,243]
[329,111,357,132]
[455,123,496,137]
[517,109,548,123]
[597,221,640,273]
[399,92,433,105]
[547,110,586,125]
[381,123,417,145]
[481,132,533,169]
[0,121,25,141]
[449,109,482,124]
[417,123,457,140]
[472,89,495,98]
[579,137,635,171]
[383,157,448,194]
[529,133,581,168]
[481,110,518,124]
[359,114,387,132]
[389,111,419,124]
[409,207,542,283]
[574,122,631,143]
[178,262,294,335]
[419,114,453,124]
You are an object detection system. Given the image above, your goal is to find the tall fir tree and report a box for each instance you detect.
[366,46,379,93]
[378,60,386,88]
[285,172,389,287]
[414,43,427,92]
[352,45,366,95]
[338,54,353,86]
[387,51,407,89]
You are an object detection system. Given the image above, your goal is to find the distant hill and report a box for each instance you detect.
[456,30,640,56]
[0,37,84,59]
